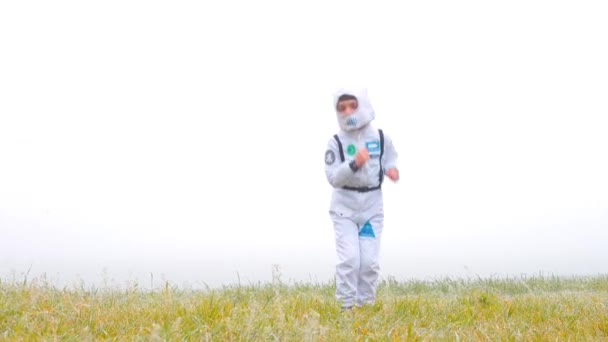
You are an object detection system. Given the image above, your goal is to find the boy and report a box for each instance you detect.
[324,87,399,311]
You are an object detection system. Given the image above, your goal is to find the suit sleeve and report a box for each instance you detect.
[324,137,356,188]
[382,132,399,173]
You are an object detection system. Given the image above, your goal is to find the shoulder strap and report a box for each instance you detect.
[333,134,345,162]
[379,129,384,160]
[378,129,384,185]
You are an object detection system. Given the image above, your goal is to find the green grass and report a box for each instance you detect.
[1,273,608,341]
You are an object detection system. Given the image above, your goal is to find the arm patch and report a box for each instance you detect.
[325,150,336,165]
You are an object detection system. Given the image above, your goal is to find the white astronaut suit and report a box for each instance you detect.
[324,87,399,309]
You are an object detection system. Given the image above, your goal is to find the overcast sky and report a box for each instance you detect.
[1,0,607,289]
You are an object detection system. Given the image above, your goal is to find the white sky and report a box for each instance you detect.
[1,0,607,288]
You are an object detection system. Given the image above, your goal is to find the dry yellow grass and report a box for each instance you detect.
[1,273,607,341]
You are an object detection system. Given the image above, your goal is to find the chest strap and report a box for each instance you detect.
[333,129,384,192]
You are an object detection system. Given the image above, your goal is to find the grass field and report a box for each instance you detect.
[1,272,607,341]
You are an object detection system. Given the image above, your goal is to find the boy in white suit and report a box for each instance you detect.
[324,87,399,310]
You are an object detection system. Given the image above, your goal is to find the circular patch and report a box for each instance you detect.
[347,144,357,156]
[325,150,336,165]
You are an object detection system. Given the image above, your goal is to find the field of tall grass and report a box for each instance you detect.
[1,271,607,341]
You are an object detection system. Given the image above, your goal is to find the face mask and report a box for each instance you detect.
[337,109,374,131]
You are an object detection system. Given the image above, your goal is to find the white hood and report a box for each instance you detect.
[333,87,375,132]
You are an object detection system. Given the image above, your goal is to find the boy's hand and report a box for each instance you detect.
[355,148,370,167]
[387,168,399,182]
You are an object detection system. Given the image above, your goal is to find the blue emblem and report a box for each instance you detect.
[359,221,375,238]
[366,140,380,158]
